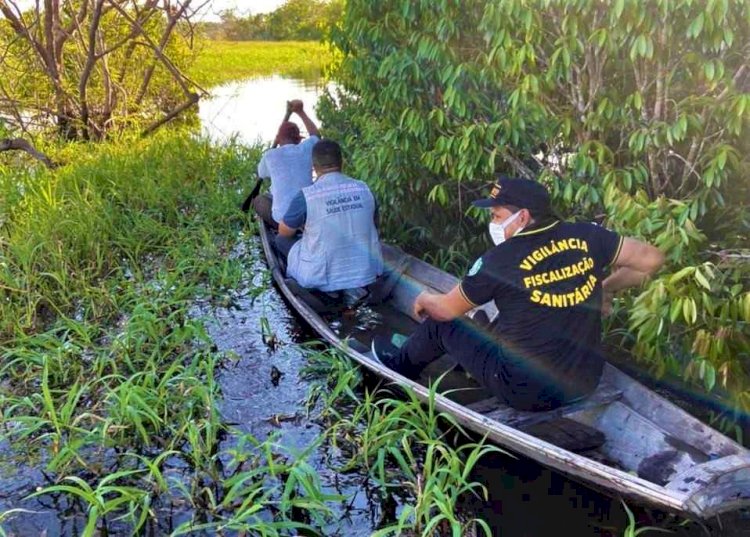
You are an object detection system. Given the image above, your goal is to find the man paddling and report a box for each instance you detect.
[372,177,664,411]
[251,99,321,228]
[276,139,383,293]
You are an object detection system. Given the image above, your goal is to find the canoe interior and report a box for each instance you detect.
[259,222,750,519]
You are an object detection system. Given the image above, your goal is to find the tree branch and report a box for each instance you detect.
[0,137,56,167]
[79,0,105,139]
[135,0,192,104]
[106,0,207,99]
[141,92,199,136]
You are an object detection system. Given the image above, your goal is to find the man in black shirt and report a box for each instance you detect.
[372,177,665,411]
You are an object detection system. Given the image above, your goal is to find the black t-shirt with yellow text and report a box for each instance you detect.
[459,221,623,400]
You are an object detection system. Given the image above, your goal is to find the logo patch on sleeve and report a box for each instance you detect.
[468,258,483,276]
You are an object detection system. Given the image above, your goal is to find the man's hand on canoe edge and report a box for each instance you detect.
[413,286,474,322]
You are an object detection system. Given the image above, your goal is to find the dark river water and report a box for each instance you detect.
[3,75,750,536]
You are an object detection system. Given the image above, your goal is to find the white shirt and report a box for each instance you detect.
[257,135,319,222]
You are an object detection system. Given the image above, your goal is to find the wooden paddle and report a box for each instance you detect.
[241,101,293,213]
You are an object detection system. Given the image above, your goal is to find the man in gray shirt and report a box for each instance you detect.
[252,99,320,228]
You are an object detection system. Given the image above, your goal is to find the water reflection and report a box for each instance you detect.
[199,75,333,144]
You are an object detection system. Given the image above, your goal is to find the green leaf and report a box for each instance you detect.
[683,298,693,324]
[694,269,711,290]
[637,35,647,57]
[670,259,695,283]
[687,14,705,38]
[670,298,683,322]
[633,92,643,110]
[613,0,625,20]
[704,364,716,392]
[704,61,715,81]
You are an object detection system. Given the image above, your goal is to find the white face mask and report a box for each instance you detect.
[489,211,524,245]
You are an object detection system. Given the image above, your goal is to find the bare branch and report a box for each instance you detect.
[63,0,89,36]
[0,137,56,167]
[500,149,537,181]
[135,0,193,103]
[1,0,205,139]
[106,0,207,99]
[141,91,199,136]
[97,29,114,135]
[79,0,105,139]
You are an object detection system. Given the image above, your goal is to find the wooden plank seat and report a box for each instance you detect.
[468,380,624,429]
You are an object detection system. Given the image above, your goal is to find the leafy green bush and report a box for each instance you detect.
[320,0,750,412]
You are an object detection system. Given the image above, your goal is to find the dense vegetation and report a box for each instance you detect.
[201,0,343,42]
[0,1,203,141]
[0,132,508,535]
[320,0,750,422]
[0,4,742,532]
[0,40,502,535]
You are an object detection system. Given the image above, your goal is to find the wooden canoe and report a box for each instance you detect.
[258,221,750,520]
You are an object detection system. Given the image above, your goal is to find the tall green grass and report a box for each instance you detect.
[303,348,504,536]
[0,132,302,534]
[0,132,256,338]
[191,40,332,87]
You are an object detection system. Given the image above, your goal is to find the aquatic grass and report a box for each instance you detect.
[28,471,153,537]
[302,344,363,421]
[1,356,111,474]
[168,432,343,536]
[370,441,501,537]
[259,315,279,350]
[302,347,505,536]
[190,40,332,87]
[620,499,672,537]
[0,132,282,532]
[353,386,504,536]
[1,132,251,337]
[105,374,167,447]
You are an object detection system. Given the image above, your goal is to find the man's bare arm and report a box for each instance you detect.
[278,221,298,238]
[603,237,665,293]
[413,286,475,322]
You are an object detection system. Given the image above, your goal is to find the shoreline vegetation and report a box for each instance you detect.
[191,40,332,87]
[0,132,506,535]
[318,0,750,440]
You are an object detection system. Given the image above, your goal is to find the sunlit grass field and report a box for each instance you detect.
[191,40,333,87]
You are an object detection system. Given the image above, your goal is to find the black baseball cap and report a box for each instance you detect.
[472,176,552,219]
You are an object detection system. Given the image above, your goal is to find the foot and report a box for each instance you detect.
[370,333,407,366]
